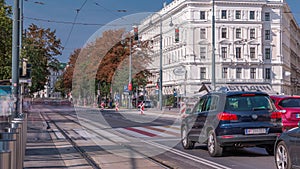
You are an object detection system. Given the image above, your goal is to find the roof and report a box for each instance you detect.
[199,82,277,95]
[270,95,300,99]
[218,90,269,96]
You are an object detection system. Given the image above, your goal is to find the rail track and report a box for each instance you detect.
[40,110,174,169]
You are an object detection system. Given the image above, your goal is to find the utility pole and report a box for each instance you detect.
[211,0,216,91]
[12,0,20,117]
[159,15,163,110]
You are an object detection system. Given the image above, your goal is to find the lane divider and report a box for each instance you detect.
[143,140,232,169]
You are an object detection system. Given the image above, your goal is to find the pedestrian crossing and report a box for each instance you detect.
[52,125,181,140]
[115,125,181,138]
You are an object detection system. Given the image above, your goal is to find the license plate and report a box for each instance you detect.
[296,114,300,118]
[245,128,267,135]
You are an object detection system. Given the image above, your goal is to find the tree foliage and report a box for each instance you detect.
[62,48,80,92]
[0,1,12,80]
[63,28,153,104]
[23,24,63,93]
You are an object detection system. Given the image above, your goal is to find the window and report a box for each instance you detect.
[265,30,271,40]
[236,28,241,39]
[200,28,206,39]
[222,28,227,38]
[194,96,207,113]
[222,67,228,79]
[200,67,206,79]
[202,95,219,111]
[250,68,256,79]
[236,67,242,79]
[221,10,227,19]
[265,48,271,59]
[250,11,255,20]
[200,11,206,20]
[221,47,227,59]
[265,12,270,21]
[250,29,255,39]
[200,47,206,59]
[236,47,241,58]
[209,95,219,111]
[265,68,271,79]
[250,47,256,59]
[236,10,241,19]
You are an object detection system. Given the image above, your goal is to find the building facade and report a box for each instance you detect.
[138,0,300,97]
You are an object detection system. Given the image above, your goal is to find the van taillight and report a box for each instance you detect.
[271,111,282,119]
[217,112,238,121]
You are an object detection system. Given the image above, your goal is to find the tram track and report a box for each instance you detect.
[40,111,101,169]
[40,110,174,169]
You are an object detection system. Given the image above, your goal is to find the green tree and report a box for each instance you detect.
[23,24,63,93]
[0,1,12,80]
[54,77,65,97]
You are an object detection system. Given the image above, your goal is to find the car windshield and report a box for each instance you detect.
[279,98,300,108]
[225,95,272,111]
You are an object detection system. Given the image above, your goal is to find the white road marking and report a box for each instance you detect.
[143,140,232,169]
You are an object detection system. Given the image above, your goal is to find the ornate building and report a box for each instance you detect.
[138,0,300,97]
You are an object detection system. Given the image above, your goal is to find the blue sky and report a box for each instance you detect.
[6,0,300,63]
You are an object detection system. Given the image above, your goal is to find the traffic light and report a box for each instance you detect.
[128,82,132,91]
[175,27,179,43]
[22,60,27,76]
[20,60,31,78]
[133,26,138,41]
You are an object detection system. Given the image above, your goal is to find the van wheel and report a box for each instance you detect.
[207,130,223,157]
[181,126,195,149]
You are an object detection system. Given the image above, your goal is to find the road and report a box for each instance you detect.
[25,103,277,169]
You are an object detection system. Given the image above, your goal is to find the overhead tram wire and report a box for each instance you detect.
[24,16,133,26]
[93,1,129,22]
[63,0,88,52]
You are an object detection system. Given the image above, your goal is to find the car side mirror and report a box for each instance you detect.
[185,108,192,114]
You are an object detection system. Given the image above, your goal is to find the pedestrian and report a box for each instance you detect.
[140,101,145,115]
[115,101,119,112]
[101,101,105,111]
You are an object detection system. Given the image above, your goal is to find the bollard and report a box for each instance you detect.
[14,116,27,165]
[0,150,11,169]
[2,128,17,169]
[11,119,24,169]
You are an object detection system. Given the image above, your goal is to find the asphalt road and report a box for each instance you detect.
[26,104,277,169]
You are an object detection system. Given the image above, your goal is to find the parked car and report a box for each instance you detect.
[274,122,300,169]
[181,90,282,157]
[270,95,300,131]
[137,100,154,109]
[144,100,154,108]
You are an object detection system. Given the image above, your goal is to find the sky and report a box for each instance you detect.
[5,0,300,63]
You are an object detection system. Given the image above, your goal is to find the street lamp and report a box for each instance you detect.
[127,26,140,109]
[149,13,173,110]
